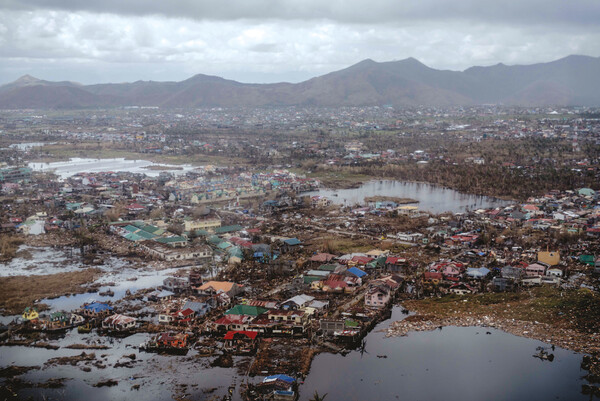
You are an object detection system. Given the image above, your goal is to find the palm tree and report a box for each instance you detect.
[310,391,328,401]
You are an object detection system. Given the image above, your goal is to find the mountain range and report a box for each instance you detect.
[1,55,599,109]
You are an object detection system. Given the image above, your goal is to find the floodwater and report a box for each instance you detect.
[299,308,591,401]
[1,307,590,401]
[0,245,128,277]
[0,332,242,401]
[28,158,197,179]
[304,180,509,213]
[8,142,54,150]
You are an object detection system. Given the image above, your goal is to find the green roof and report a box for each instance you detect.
[66,202,83,210]
[224,305,267,316]
[207,235,223,245]
[227,246,243,258]
[124,232,144,241]
[215,225,243,234]
[139,224,163,234]
[135,230,156,240]
[303,275,321,284]
[156,236,187,244]
[318,264,337,272]
[123,225,140,233]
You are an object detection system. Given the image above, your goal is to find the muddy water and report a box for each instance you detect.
[0,331,243,401]
[298,308,589,401]
[304,180,509,213]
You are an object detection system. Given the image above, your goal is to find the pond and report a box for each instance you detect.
[304,180,509,214]
[28,158,197,179]
[298,308,591,401]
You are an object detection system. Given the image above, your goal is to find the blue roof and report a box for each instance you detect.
[263,374,295,384]
[83,302,113,313]
[347,266,367,278]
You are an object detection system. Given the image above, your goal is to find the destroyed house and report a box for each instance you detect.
[214,314,254,332]
[280,294,314,310]
[182,301,211,316]
[197,281,243,298]
[492,277,515,292]
[501,266,524,280]
[224,305,268,317]
[320,320,345,336]
[282,238,302,253]
[163,277,188,293]
[267,310,308,325]
[81,302,113,317]
[102,314,137,331]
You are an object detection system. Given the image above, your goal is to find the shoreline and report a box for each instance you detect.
[386,312,600,356]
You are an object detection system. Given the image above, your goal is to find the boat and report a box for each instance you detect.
[139,332,190,355]
[78,321,93,334]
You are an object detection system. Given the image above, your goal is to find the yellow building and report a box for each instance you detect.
[22,307,39,321]
[538,251,560,266]
[183,216,221,232]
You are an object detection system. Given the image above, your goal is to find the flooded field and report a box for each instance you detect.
[0,332,243,401]
[8,142,55,151]
[304,180,509,213]
[28,158,197,178]
[1,245,95,277]
[1,305,591,401]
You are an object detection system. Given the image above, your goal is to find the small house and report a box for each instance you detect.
[102,314,137,332]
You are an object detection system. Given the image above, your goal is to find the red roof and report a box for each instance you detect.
[386,256,406,265]
[176,308,194,318]
[223,330,258,340]
[310,253,337,262]
[424,272,443,280]
[351,256,373,264]
[324,280,348,289]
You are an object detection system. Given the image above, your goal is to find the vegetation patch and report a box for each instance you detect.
[0,268,102,314]
[405,287,600,334]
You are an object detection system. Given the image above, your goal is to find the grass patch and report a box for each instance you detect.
[406,286,600,334]
[0,235,25,262]
[321,238,374,254]
[0,268,102,314]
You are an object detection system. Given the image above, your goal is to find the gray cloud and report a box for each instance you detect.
[0,2,599,85]
[2,0,600,26]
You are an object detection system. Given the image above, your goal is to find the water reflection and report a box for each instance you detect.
[304,180,509,213]
[299,307,590,401]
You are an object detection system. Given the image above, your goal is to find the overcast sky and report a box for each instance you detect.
[1,0,599,85]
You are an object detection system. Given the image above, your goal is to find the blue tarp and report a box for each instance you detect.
[263,374,295,384]
[83,302,113,313]
[347,266,367,278]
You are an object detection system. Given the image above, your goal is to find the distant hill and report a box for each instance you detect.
[1,55,599,109]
